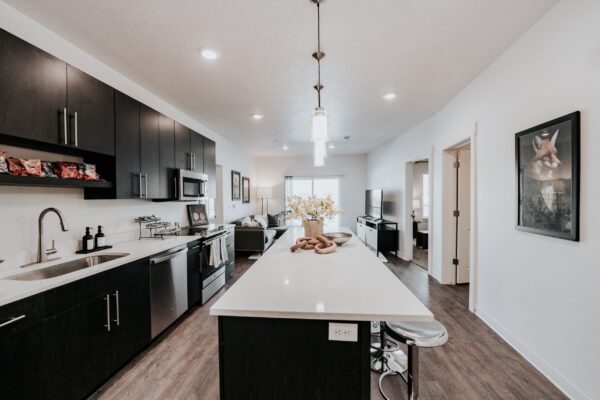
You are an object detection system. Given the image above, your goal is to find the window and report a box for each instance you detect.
[284,176,341,226]
[422,174,430,219]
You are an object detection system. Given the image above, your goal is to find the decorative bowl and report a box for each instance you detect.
[323,232,352,246]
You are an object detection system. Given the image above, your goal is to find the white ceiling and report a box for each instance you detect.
[6,0,557,156]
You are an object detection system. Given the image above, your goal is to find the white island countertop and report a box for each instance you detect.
[210,227,433,322]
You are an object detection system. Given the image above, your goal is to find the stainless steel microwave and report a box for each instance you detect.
[176,169,207,201]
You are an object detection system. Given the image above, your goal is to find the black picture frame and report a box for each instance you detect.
[515,111,580,241]
[231,170,241,201]
[187,203,208,227]
[242,176,250,203]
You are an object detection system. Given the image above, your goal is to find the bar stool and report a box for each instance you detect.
[376,320,448,400]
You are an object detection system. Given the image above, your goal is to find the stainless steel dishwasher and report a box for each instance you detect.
[149,244,189,338]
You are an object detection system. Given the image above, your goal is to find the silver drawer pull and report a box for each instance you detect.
[113,290,120,326]
[104,294,111,332]
[0,314,26,328]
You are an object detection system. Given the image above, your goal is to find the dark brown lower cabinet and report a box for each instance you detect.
[0,259,151,400]
[44,292,116,400]
[0,320,45,400]
[219,317,370,400]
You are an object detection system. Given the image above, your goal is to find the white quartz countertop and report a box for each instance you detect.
[0,235,201,307]
[210,227,433,322]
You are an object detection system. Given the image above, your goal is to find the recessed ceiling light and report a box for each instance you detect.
[200,49,219,60]
[251,114,264,120]
[328,143,335,149]
[282,144,289,150]
[382,92,397,100]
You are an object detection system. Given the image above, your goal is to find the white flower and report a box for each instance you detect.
[286,195,343,221]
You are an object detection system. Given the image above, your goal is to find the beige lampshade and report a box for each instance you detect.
[412,199,421,209]
[257,186,273,199]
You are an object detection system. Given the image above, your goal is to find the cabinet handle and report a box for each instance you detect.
[74,111,78,147]
[188,153,192,170]
[0,314,26,328]
[144,173,148,199]
[191,153,195,170]
[63,107,68,144]
[113,290,120,326]
[104,294,111,332]
[138,173,143,199]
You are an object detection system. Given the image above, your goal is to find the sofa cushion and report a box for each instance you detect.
[254,214,268,229]
[267,213,281,227]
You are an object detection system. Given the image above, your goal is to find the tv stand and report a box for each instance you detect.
[356,216,398,257]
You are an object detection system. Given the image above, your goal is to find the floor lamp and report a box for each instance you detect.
[257,186,273,214]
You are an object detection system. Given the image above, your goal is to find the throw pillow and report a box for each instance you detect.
[254,214,268,229]
[267,213,280,228]
[240,216,252,226]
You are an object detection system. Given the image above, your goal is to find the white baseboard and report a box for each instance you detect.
[475,307,590,400]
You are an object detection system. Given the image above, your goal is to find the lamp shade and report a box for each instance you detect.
[311,107,329,142]
[257,186,273,199]
[412,199,421,209]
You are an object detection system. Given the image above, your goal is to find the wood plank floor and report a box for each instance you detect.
[90,254,567,400]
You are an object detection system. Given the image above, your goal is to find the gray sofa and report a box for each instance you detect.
[233,213,289,253]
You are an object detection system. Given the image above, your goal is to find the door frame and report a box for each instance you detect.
[441,133,478,312]
[404,146,434,275]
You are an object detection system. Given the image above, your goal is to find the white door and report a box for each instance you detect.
[456,149,471,283]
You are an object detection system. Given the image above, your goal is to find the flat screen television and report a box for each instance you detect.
[365,189,383,219]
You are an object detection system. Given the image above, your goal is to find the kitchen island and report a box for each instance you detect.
[210,227,432,400]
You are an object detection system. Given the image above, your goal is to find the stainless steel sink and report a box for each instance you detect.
[5,253,129,281]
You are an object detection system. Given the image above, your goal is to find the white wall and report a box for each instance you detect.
[0,1,255,268]
[367,1,598,399]
[254,155,367,231]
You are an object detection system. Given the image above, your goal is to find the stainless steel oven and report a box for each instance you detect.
[201,233,227,304]
[176,169,207,201]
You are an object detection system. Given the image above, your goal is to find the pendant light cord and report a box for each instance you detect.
[316,1,321,108]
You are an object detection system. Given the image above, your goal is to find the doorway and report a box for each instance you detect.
[409,160,430,270]
[443,142,472,285]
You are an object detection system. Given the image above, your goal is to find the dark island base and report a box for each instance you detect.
[218,316,371,400]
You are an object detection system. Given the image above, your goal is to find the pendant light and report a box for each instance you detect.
[311,0,328,166]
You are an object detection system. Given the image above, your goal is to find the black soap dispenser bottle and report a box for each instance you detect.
[83,227,94,252]
[95,225,106,248]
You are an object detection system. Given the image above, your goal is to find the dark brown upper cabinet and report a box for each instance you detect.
[191,130,204,173]
[114,91,141,199]
[139,104,160,199]
[66,65,115,155]
[203,137,216,198]
[174,121,191,170]
[0,28,115,156]
[0,28,67,146]
[158,114,175,199]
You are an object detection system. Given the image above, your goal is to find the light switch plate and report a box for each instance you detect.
[328,323,358,342]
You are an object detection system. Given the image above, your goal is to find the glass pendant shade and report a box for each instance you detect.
[311,107,329,142]
[313,139,327,167]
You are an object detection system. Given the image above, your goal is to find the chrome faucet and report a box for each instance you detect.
[37,207,69,264]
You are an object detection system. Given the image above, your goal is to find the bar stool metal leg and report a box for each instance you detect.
[407,345,419,399]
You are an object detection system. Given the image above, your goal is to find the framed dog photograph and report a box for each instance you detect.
[515,111,580,241]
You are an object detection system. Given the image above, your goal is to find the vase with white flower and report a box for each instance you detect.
[286,195,343,237]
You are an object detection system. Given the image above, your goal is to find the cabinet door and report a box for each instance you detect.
[158,114,175,199]
[187,244,202,306]
[66,65,115,155]
[113,275,151,368]
[203,137,216,198]
[190,130,204,173]
[115,91,141,198]
[0,295,45,400]
[175,122,191,170]
[366,227,378,249]
[44,293,115,400]
[0,28,67,145]
[140,104,160,199]
[357,222,365,242]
